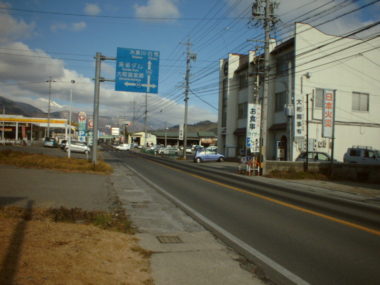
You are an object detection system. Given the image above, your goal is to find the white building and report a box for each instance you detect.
[218,23,380,162]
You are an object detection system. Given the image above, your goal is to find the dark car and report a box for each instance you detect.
[296,151,335,162]
[43,137,57,148]
[59,139,67,150]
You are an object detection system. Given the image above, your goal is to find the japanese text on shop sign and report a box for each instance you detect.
[322,89,335,138]
[246,104,261,153]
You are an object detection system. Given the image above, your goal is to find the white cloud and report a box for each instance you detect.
[0,2,35,43]
[84,3,101,16]
[0,40,213,123]
[134,0,180,19]
[101,62,115,78]
[72,21,87,31]
[50,23,68,32]
[50,22,87,32]
[0,2,216,125]
[0,42,64,81]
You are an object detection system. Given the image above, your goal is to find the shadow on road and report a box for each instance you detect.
[0,200,34,284]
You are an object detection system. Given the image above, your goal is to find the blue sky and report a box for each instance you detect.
[0,0,379,130]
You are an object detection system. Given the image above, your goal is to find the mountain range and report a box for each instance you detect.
[0,96,217,133]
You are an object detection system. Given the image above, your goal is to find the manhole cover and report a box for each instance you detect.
[156,235,183,244]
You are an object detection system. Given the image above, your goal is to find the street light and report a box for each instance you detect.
[46,77,56,138]
[165,123,168,147]
[68,80,75,158]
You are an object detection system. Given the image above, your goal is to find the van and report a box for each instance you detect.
[343,146,380,165]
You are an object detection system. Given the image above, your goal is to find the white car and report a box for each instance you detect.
[65,141,90,154]
[115,143,131,151]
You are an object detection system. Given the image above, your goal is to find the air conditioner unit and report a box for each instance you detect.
[284,104,294,117]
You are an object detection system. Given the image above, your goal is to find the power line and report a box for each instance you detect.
[1,6,250,21]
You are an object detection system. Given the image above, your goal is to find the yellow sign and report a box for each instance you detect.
[0,117,67,124]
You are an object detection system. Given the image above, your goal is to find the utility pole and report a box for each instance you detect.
[68,80,75,159]
[46,77,56,138]
[182,40,196,159]
[132,98,136,133]
[252,0,278,174]
[2,106,5,144]
[92,52,102,164]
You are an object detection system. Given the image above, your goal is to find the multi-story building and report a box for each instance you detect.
[218,23,380,162]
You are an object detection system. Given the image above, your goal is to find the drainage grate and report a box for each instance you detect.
[156,235,183,244]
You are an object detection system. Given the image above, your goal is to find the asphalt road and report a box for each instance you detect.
[109,151,380,285]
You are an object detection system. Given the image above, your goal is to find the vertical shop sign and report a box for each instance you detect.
[246,104,261,153]
[78,112,87,142]
[322,89,336,138]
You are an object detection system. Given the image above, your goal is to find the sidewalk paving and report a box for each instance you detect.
[110,161,265,285]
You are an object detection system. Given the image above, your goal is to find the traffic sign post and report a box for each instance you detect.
[91,48,159,164]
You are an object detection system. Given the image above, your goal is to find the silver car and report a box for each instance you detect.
[343,147,380,165]
[65,141,90,154]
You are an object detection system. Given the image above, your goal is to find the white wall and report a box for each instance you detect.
[294,23,380,161]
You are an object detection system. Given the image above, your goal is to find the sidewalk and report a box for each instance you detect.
[110,161,265,285]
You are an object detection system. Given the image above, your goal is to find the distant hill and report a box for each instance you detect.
[0,96,45,117]
[159,120,217,134]
[0,96,217,133]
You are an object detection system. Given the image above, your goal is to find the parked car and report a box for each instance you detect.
[194,149,224,163]
[295,151,335,162]
[161,146,179,155]
[343,146,380,165]
[179,146,193,154]
[115,143,131,151]
[43,137,57,148]
[65,141,90,154]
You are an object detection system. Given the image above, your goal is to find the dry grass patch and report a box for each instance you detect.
[0,150,112,174]
[0,206,153,285]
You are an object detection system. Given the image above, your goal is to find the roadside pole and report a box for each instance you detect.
[252,0,278,175]
[92,52,102,165]
[68,80,75,159]
[46,77,55,138]
[182,41,196,160]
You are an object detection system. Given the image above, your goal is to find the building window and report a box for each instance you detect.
[352,92,369,112]
[222,79,228,127]
[238,73,248,90]
[276,52,292,76]
[238,102,247,119]
[315,88,324,108]
[275,91,286,112]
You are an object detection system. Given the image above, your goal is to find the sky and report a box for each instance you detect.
[0,0,379,130]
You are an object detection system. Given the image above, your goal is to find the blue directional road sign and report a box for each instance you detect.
[115,47,160,94]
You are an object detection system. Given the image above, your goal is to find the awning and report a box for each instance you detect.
[269,123,287,131]
[233,128,246,135]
